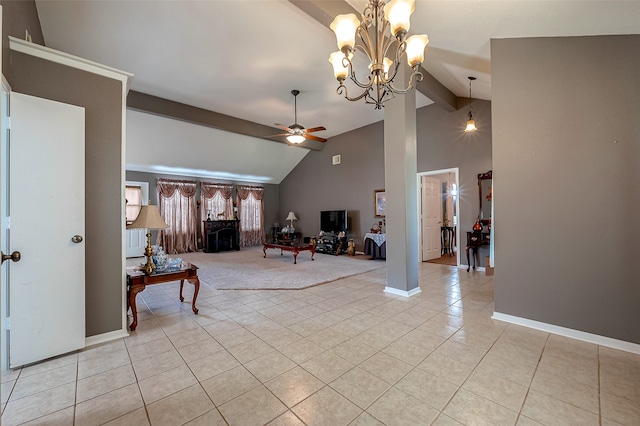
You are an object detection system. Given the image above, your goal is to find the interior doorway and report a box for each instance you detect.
[418,168,460,267]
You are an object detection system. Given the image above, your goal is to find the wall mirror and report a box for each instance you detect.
[478,170,492,225]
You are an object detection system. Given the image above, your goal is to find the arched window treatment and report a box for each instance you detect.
[156,178,197,254]
[200,182,233,221]
[237,185,265,247]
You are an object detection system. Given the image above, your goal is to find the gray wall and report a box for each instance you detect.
[492,35,640,344]
[0,0,44,78]
[126,170,280,247]
[10,51,125,337]
[279,99,493,263]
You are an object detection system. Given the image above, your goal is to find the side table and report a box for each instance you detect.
[126,262,200,331]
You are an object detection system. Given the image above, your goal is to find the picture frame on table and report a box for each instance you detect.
[374,189,386,217]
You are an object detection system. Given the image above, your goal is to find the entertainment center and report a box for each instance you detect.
[314,210,348,255]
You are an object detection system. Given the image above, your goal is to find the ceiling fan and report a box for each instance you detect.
[272,89,327,144]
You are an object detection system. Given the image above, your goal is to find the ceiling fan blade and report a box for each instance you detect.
[274,123,292,131]
[305,126,326,133]
[264,133,289,138]
[306,134,327,143]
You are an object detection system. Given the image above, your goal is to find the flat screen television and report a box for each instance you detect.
[320,210,348,234]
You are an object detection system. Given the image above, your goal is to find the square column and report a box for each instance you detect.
[383,65,420,297]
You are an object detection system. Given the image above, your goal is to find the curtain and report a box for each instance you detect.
[200,182,234,241]
[200,182,233,221]
[156,178,197,254]
[236,184,264,247]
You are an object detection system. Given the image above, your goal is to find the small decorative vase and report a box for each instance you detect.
[152,245,168,269]
[473,218,483,232]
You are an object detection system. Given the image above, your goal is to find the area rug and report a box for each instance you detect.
[177,246,385,290]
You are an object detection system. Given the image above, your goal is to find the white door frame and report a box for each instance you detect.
[417,168,460,268]
[1,74,10,371]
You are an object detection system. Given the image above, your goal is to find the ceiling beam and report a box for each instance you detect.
[126,91,325,151]
[289,0,457,112]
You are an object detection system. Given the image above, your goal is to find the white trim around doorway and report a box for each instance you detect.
[417,168,460,269]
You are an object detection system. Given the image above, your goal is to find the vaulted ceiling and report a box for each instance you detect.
[35,1,640,183]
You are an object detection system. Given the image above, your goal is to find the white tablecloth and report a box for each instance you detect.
[365,233,386,246]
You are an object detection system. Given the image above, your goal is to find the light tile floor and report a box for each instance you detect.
[2,260,640,425]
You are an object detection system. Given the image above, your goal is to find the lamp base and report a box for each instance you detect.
[142,232,156,275]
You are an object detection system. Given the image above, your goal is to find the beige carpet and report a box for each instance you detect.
[177,246,386,290]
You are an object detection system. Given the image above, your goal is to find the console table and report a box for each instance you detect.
[126,263,200,331]
[263,242,315,264]
[364,233,386,260]
[466,231,490,272]
[203,219,240,253]
[441,226,455,256]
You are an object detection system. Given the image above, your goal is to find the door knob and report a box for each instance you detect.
[1,251,21,264]
[71,235,83,243]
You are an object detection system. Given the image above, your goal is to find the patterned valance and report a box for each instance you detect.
[157,178,197,198]
[201,182,233,200]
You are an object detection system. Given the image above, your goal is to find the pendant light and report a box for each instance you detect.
[465,76,477,132]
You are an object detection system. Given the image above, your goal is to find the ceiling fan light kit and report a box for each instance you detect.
[272,90,327,144]
[328,0,429,109]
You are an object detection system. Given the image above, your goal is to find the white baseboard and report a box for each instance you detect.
[384,286,422,297]
[85,329,129,348]
[492,312,640,355]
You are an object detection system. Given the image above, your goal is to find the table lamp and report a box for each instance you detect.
[128,205,169,275]
[285,211,297,232]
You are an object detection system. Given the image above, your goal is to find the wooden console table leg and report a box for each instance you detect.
[263,245,267,258]
[180,278,200,314]
[188,277,200,314]
[293,248,299,264]
[128,284,146,331]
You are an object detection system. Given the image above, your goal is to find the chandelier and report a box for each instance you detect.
[328,0,429,109]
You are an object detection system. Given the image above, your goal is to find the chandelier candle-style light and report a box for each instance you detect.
[328,0,429,109]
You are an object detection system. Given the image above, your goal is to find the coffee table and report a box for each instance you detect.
[263,242,315,264]
[126,262,200,331]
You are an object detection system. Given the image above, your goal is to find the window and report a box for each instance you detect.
[125,185,142,225]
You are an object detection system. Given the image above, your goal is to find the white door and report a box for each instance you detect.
[125,181,148,258]
[8,92,85,368]
[421,176,441,261]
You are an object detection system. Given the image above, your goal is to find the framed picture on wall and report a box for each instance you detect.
[374,189,386,217]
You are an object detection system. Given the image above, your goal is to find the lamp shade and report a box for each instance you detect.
[128,205,169,229]
[465,117,477,132]
[285,211,298,221]
[286,134,306,144]
[329,51,350,81]
[405,34,429,67]
[330,13,360,52]
[384,0,415,37]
